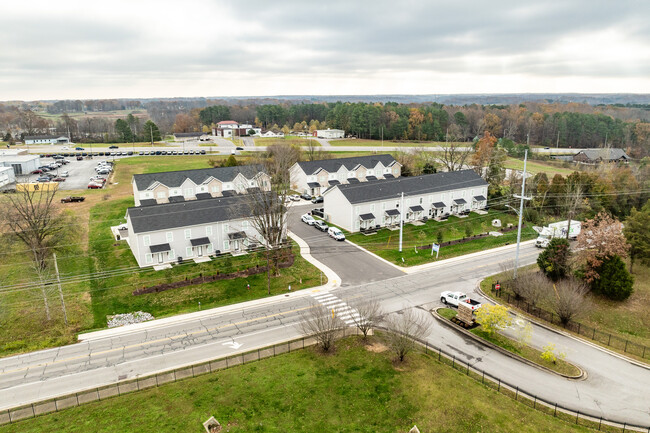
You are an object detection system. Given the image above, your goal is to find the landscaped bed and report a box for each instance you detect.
[437,307,581,377]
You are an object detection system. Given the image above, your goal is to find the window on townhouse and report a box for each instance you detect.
[143,235,151,246]
[396,201,399,208]
[207,244,213,253]
[184,188,194,197]
[186,247,193,257]
[355,206,360,215]
[145,254,153,264]
[184,229,191,239]
[382,202,386,210]
[157,191,166,199]
[166,232,173,242]
[367,169,373,176]
[223,223,229,233]
[167,249,175,261]
[419,197,423,204]
[223,240,230,251]
[370,204,375,212]
[242,221,249,229]
[206,226,212,236]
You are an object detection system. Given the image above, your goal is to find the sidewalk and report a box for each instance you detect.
[346,238,537,274]
[79,231,340,342]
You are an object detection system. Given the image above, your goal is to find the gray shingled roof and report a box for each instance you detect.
[295,154,398,175]
[25,135,66,140]
[127,195,255,234]
[327,170,487,205]
[132,164,264,190]
[575,148,629,161]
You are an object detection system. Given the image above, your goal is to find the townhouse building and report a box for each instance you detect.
[289,154,401,197]
[322,169,488,232]
[131,165,270,206]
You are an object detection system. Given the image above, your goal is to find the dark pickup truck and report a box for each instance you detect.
[61,196,86,203]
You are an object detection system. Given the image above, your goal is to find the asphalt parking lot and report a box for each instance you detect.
[20,156,123,191]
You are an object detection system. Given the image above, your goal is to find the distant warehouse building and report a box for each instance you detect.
[0,154,40,176]
[24,135,69,145]
[0,166,16,191]
[322,169,488,233]
[573,148,630,164]
[314,129,345,139]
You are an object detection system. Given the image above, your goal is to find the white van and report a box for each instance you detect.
[327,226,345,241]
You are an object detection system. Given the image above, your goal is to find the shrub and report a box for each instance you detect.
[537,238,571,281]
[475,304,511,335]
[540,343,566,364]
[549,277,590,325]
[590,255,635,301]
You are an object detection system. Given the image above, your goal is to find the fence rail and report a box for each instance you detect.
[2,326,648,432]
[492,284,649,361]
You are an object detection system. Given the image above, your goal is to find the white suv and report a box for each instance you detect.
[301,214,315,225]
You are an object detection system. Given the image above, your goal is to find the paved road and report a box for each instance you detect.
[1,241,649,427]
[287,203,404,286]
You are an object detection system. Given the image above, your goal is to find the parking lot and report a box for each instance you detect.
[20,156,124,190]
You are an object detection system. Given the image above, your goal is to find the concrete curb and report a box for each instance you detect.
[431,307,585,380]
[345,238,537,274]
[79,234,340,342]
[476,282,650,371]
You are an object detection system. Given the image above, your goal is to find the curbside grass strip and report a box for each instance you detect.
[97,385,119,400]
[431,307,585,380]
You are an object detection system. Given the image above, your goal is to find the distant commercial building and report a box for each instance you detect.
[173,132,210,142]
[314,129,345,139]
[0,155,40,176]
[214,120,261,138]
[24,135,69,145]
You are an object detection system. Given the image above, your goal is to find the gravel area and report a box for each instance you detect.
[107,311,155,328]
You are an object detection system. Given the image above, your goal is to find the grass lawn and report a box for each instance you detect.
[253,136,314,147]
[503,157,579,177]
[482,264,650,361]
[437,308,580,376]
[346,210,537,267]
[0,337,591,433]
[330,139,467,147]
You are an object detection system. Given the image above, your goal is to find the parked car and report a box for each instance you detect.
[300,193,312,200]
[290,194,300,201]
[301,214,316,225]
[200,150,206,154]
[236,146,243,150]
[314,220,328,232]
[109,145,119,149]
[87,182,103,189]
[52,177,66,182]
[75,147,85,150]
[61,171,69,177]
[36,176,51,182]
[328,226,345,241]
[31,169,44,174]
[60,196,85,203]
[76,156,83,161]
[311,196,323,204]
[61,146,70,150]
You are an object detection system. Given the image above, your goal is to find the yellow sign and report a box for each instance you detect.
[16,182,59,192]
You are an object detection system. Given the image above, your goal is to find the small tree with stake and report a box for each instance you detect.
[300,301,345,352]
[383,308,432,362]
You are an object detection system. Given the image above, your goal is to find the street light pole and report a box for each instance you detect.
[513,149,531,279]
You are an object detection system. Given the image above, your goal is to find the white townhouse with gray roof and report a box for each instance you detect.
[289,154,401,197]
[125,195,273,268]
[131,165,270,206]
[322,169,488,233]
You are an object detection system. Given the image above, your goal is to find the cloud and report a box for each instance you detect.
[0,0,648,99]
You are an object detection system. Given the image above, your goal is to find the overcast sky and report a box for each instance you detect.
[1,0,649,100]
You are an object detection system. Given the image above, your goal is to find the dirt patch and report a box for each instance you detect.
[365,342,388,353]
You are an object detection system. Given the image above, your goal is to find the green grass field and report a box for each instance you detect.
[0,337,591,433]
[253,136,315,147]
[503,157,579,177]
[330,139,467,147]
[346,210,537,267]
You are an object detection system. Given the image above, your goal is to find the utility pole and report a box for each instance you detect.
[381,126,383,147]
[513,150,531,279]
[150,124,154,146]
[556,130,560,148]
[399,192,404,252]
[53,253,68,326]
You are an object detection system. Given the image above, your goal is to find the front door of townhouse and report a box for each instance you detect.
[233,240,240,251]
[158,253,163,263]
[197,246,203,257]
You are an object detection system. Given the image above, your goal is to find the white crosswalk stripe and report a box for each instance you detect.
[310,292,364,326]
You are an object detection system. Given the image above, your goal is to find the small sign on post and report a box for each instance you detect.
[431,243,440,258]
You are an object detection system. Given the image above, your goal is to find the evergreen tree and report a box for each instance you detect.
[143,120,161,144]
[624,202,650,272]
[114,118,133,142]
[537,238,571,281]
[590,255,634,301]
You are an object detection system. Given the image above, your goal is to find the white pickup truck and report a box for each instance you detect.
[440,291,482,311]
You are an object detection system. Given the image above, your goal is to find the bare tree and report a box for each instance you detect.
[439,131,473,172]
[303,138,331,162]
[299,301,345,352]
[382,308,432,362]
[547,277,590,325]
[349,298,384,340]
[515,271,551,307]
[2,188,66,271]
